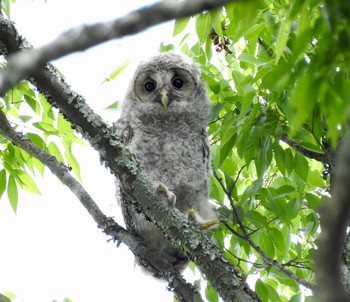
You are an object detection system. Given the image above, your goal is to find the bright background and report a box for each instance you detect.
[0,1,189,301]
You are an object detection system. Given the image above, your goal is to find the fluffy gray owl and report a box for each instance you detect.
[114,52,216,277]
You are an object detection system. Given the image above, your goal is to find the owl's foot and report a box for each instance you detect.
[188,208,220,230]
[157,183,176,205]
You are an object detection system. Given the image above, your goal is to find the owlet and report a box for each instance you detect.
[114,52,216,277]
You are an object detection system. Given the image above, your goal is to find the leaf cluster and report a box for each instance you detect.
[0,80,83,211]
[166,0,350,300]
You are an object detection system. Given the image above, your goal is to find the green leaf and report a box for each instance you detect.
[2,0,11,17]
[17,172,41,195]
[274,185,295,199]
[275,19,291,63]
[24,95,41,115]
[290,72,315,134]
[210,9,224,40]
[57,114,73,134]
[245,210,268,228]
[254,229,275,258]
[48,142,64,163]
[19,115,33,123]
[255,279,269,301]
[290,294,302,302]
[269,228,286,260]
[104,101,118,110]
[64,149,81,180]
[0,169,7,199]
[285,198,301,222]
[205,283,218,302]
[7,175,18,213]
[294,152,309,182]
[195,13,212,44]
[284,148,294,175]
[210,175,225,204]
[173,17,191,36]
[26,133,46,149]
[33,122,58,135]
[103,59,130,83]
[305,193,323,210]
[159,42,174,53]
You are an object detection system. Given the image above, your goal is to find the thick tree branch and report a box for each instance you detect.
[316,131,350,302]
[214,171,317,290]
[0,0,234,96]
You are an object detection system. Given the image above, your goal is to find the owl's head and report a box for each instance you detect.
[123,53,210,124]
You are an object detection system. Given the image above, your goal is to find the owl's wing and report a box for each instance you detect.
[201,128,211,176]
[112,119,134,145]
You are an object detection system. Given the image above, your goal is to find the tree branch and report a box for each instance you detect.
[316,131,350,301]
[0,110,133,247]
[281,131,327,163]
[0,0,234,96]
[0,109,197,302]
[214,171,317,290]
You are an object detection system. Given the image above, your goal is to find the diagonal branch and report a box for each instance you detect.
[0,109,133,247]
[0,0,234,96]
[0,109,197,302]
[281,131,327,163]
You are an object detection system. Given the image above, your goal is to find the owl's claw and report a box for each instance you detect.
[188,208,220,230]
[157,183,176,206]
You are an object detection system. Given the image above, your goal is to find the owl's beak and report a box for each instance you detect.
[160,86,169,108]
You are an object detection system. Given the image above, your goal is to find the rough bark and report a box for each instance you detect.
[316,131,350,302]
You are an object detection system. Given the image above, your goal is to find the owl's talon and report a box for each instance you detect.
[188,208,219,230]
[157,183,176,206]
[188,208,196,220]
[199,218,220,230]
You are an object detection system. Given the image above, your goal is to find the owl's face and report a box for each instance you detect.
[123,53,211,125]
[134,67,196,109]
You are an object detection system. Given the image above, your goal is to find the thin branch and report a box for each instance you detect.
[0,109,133,246]
[213,171,317,290]
[228,164,246,196]
[0,0,234,96]
[257,37,272,58]
[281,131,328,163]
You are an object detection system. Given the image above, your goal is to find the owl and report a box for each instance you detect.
[114,52,216,277]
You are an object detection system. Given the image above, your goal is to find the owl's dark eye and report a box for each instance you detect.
[172,77,184,89]
[145,80,156,92]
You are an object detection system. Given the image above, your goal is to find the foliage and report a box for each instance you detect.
[0,80,83,212]
[167,0,349,300]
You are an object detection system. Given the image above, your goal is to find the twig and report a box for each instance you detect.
[281,131,327,163]
[228,164,246,196]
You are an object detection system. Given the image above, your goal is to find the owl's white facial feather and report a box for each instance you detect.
[134,68,196,107]
[121,53,211,128]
